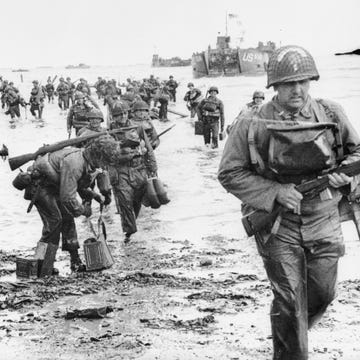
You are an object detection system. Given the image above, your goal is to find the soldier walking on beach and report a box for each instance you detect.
[184,82,202,118]
[197,86,224,148]
[166,75,178,102]
[218,45,360,360]
[131,100,160,149]
[56,78,70,111]
[108,101,158,243]
[67,91,100,136]
[45,79,55,103]
[29,80,46,119]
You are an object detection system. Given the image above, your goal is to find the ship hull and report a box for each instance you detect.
[192,48,270,78]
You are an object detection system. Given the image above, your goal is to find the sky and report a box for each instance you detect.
[2,0,360,68]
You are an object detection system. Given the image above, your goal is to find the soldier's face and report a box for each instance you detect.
[135,110,148,120]
[90,118,102,128]
[114,113,127,123]
[275,79,310,111]
[254,97,263,105]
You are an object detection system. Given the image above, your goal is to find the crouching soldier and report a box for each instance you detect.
[197,86,225,148]
[13,136,120,275]
[109,100,158,243]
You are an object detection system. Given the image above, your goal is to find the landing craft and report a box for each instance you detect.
[191,36,276,78]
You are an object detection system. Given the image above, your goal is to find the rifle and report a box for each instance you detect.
[8,126,138,171]
[242,159,360,237]
[155,124,176,139]
[52,75,57,84]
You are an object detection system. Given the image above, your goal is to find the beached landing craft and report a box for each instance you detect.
[192,36,276,78]
[151,54,191,67]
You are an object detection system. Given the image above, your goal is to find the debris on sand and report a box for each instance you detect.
[140,314,215,332]
[64,306,115,319]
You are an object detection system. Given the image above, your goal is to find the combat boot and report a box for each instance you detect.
[124,233,132,244]
[70,251,86,272]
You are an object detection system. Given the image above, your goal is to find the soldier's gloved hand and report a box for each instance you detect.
[328,172,352,188]
[82,202,92,218]
[276,184,303,213]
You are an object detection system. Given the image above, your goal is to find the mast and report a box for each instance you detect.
[225,12,228,36]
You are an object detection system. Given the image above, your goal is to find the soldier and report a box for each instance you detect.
[76,78,91,96]
[66,77,76,106]
[15,136,119,274]
[29,80,46,119]
[67,91,100,136]
[94,76,107,99]
[4,87,26,120]
[0,80,9,109]
[184,82,202,118]
[131,100,160,149]
[197,86,225,148]
[77,108,104,137]
[121,85,141,110]
[218,45,360,360]
[138,79,152,105]
[227,90,265,134]
[108,101,157,243]
[156,85,170,122]
[45,79,55,103]
[56,77,70,111]
[242,90,265,114]
[166,75,178,102]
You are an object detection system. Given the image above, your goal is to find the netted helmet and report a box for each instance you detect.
[74,91,85,100]
[84,135,121,167]
[112,100,129,116]
[266,45,319,88]
[187,82,194,88]
[208,86,219,94]
[87,108,104,121]
[32,80,39,85]
[252,90,265,99]
[133,100,149,112]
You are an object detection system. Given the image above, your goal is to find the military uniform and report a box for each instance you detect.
[197,91,224,148]
[218,45,360,360]
[29,82,45,119]
[45,82,55,103]
[132,116,159,149]
[4,88,25,119]
[67,97,99,135]
[184,85,202,118]
[166,77,178,102]
[56,81,70,110]
[109,118,157,238]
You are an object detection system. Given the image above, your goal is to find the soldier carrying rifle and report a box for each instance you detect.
[11,131,135,275]
[218,45,360,360]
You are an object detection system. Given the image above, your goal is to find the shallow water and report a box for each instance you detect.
[1,54,360,282]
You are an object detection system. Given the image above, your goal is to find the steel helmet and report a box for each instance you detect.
[87,108,104,121]
[84,135,121,167]
[133,100,149,112]
[266,45,319,88]
[208,86,219,94]
[59,77,64,81]
[187,82,194,88]
[32,80,39,85]
[112,101,130,116]
[74,91,85,100]
[252,90,265,99]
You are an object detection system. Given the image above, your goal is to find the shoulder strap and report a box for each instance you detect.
[248,119,265,174]
[315,98,344,161]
